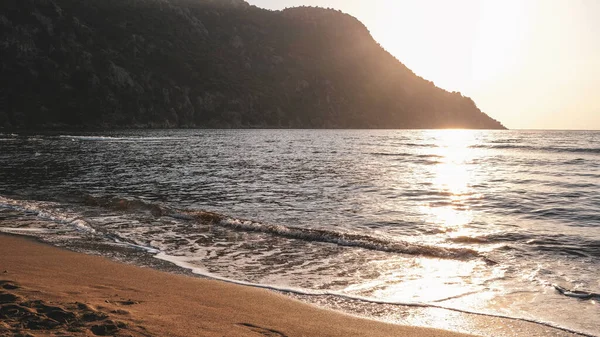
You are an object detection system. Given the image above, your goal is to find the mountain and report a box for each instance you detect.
[0,0,506,129]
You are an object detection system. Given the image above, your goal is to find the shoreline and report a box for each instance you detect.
[0,232,591,337]
[0,233,477,337]
[0,210,592,337]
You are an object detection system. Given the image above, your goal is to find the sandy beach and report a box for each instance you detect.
[0,234,477,337]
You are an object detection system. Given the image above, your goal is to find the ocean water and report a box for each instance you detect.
[0,129,598,336]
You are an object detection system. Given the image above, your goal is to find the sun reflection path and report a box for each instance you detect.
[342,130,510,330]
[422,130,481,231]
[342,130,504,330]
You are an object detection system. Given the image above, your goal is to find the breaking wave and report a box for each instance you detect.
[0,196,96,234]
[72,193,491,262]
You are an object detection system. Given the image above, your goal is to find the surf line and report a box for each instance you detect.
[152,251,597,337]
[164,210,499,265]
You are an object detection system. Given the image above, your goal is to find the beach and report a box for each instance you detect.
[0,234,477,337]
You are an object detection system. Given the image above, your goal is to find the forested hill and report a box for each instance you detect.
[0,0,506,129]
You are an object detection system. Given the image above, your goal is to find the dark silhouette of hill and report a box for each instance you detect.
[0,0,505,129]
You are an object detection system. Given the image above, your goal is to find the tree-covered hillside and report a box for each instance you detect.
[0,0,505,129]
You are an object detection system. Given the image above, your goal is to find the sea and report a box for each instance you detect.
[0,129,598,336]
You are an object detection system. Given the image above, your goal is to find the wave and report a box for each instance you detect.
[2,193,493,262]
[369,152,444,164]
[58,135,186,142]
[0,133,18,141]
[447,236,491,244]
[370,152,443,159]
[490,138,521,144]
[470,144,600,155]
[0,196,96,234]
[8,193,600,262]
[165,210,495,263]
[80,194,164,216]
[398,142,438,148]
[447,232,600,258]
[414,154,444,159]
[66,194,494,263]
[370,152,412,157]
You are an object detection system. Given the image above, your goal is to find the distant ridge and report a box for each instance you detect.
[0,0,506,129]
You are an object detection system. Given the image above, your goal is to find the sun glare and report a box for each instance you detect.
[423,130,477,230]
[470,1,529,90]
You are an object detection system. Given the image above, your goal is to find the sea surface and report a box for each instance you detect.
[0,129,598,336]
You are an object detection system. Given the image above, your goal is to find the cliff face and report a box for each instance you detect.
[0,0,505,129]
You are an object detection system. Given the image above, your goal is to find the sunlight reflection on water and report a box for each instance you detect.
[360,131,501,325]
[425,130,477,231]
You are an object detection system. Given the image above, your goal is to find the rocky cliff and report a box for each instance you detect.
[0,0,505,129]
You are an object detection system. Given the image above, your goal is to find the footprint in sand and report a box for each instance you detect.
[0,280,20,290]
[0,280,149,337]
[237,323,288,337]
[104,299,140,306]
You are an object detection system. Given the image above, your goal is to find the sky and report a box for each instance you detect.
[247,0,600,130]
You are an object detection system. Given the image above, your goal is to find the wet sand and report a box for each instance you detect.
[0,234,478,337]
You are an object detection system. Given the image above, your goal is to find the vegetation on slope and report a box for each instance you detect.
[0,0,505,129]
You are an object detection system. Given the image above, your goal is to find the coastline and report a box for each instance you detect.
[0,233,476,337]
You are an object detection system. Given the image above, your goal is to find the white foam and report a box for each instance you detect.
[153,252,597,337]
[0,196,96,234]
[215,217,482,260]
[154,252,323,295]
[110,237,160,254]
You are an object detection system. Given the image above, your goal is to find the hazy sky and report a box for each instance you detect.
[247,0,600,130]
